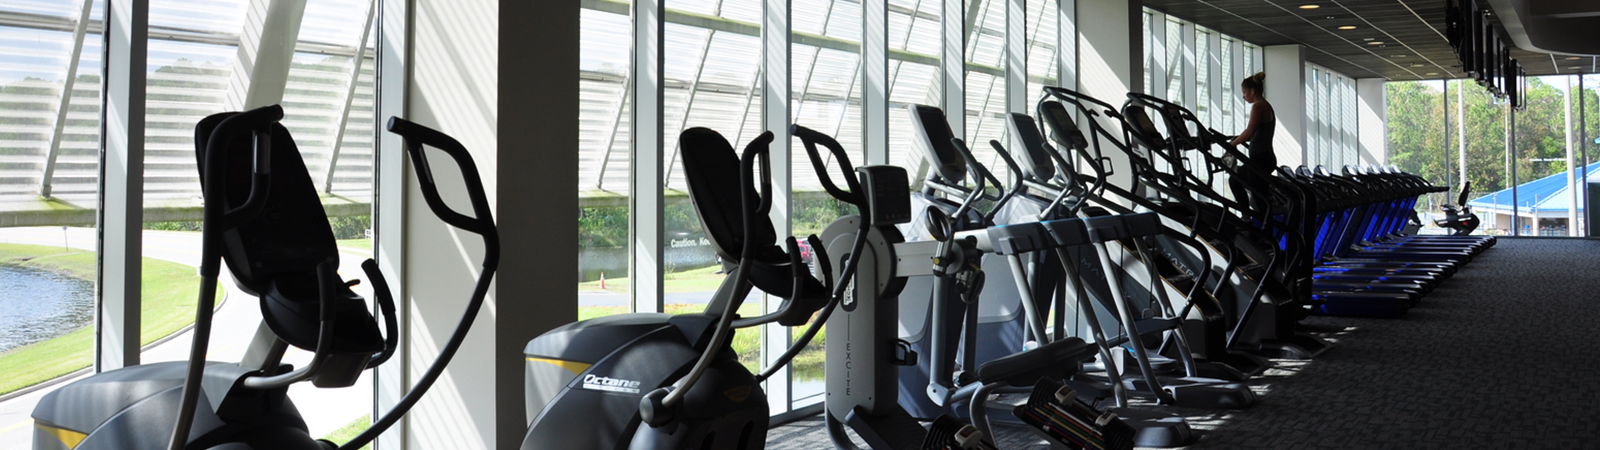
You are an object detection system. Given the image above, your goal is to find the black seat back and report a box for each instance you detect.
[1120,105,1166,153]
[195,111,380,356]
[1005,113,1055,181]
[679,127,777,263]
[680,128,826,305]
[910,104,968,184]
[194,112,337,296]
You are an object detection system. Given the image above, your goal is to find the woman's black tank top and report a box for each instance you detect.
[1249,104,1277,169]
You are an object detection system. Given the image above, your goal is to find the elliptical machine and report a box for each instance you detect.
[521,128,850,449]
[30,106,499,450]
[1433,181,1482,235]
[791,123,1129,450]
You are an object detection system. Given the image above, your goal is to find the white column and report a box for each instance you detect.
[1076,0,1141,189]
[372,0,409,446]
[1057,0,1076,93]
[1004,0,1026,147]
[863,0,888,165]
[1179,21,1196,109]
[1458,77,1467,191]
[1263,44,1306,167]
[631,0,665,313]
[1148,11,1165,98]
[998,0,1024,116]
[225,0,309,110]
[1567,75,1578,236]
[761,0,792,413]
[1231,40,1245,132]
[1356,77,1386,166]
[98,0,147,372]
[942,0,964,135]
[1205,30,1221,126]
[382,0,580,448]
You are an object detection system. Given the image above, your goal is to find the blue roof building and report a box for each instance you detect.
[1466,161,1600,236]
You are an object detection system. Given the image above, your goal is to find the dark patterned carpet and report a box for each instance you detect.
[767,238,1600,449]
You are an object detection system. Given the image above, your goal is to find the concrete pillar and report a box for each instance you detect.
[1263,44,1306,167]
[1567,75,1578,236]
[1147,10,1166,98]
[761,0,792,412]
[631,0,665,313]
[863,0,888,165]
[1076,0,1141,189]
[225,0,308,110]
[1356,77,1386,166]
[1179,21,1196,110]
[372,0,408,445]
[374,0,579,448]
[98,0,147,372]
[1205,30,1222,126]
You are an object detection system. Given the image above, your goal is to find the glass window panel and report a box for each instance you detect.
[577,3,631,336]
[0,3,102,422]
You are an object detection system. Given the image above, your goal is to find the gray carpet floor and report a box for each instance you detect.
[767,238,1600,449]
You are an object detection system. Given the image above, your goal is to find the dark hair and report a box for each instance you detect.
[1241,72,1266,95]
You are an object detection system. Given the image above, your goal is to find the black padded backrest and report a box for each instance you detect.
[1121,105,1166,152]
[194,112,337,296]
[679,127,777,262]
[1160,104,1195,143]
[1457,181,1472,205]
[910,104,967,184]
[1005,113,1054,181]
[1037,101,1088,152]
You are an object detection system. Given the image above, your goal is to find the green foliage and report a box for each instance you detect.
[793,196,857,238]
[1385,78,1600,212]
[145,220,203,232]
[144,215,371,240]
[579,206,629,249]
[320,415,373,450]
[329,215,372,240]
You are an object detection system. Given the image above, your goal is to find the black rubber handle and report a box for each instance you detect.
[202,104,284,232]
[791,124,865,206]
[386,117,500,269]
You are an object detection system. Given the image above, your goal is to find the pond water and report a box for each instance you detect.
[0,264,95,353]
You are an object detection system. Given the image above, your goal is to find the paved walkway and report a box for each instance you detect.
[0,227,374,448]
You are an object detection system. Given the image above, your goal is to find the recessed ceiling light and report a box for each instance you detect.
[1300,4,1320,9]
[1426,72,1439,76]
[1569,66,1582,70]
[1566,57,1581,60]
[1338,25,1357,30]
[1369,41,1384,45]
[1410,63,1425,67]
[1393,54,1407,58]
[1325,15,1337,19]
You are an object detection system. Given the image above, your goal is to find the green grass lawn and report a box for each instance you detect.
[337,238,372,253]
[578,265,728,294]
[0,243,219,396]
[320,414,372,450]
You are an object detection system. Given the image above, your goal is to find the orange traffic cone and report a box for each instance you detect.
[599,272,606,290]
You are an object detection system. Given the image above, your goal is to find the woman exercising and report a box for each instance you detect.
[1229,71,1276,213]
